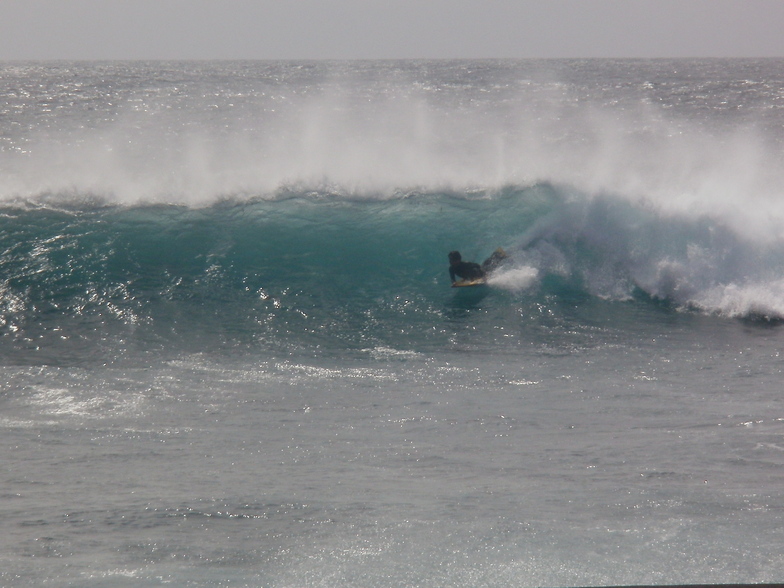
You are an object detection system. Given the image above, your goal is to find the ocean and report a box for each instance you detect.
[1,59,784,586]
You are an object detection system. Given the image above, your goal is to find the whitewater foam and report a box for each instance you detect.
[690,278,784,319]
[487,266,539,291]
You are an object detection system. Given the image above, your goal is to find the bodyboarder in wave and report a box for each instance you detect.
[448,248,507,286]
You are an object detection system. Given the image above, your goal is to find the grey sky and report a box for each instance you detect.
[2,0,784,60]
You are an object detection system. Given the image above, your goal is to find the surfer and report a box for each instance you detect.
[448,248,507,284]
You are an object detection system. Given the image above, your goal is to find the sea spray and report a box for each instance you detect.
[3,60,784,219]
[487,266,539,291]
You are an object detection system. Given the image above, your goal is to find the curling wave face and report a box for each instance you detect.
[3,183,784,366]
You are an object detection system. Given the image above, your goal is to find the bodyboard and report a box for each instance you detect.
[452,278,487,288]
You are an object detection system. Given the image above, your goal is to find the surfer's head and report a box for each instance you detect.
[448,251,461,265]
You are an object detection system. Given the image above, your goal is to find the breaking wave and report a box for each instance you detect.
[2,181,784,366]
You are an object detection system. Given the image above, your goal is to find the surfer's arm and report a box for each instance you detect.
[449,267,457,283]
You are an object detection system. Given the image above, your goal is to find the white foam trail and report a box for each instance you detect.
[487,266,539,291]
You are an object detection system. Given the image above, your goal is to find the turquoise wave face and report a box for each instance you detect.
[2,184,783,365]
[0,186,553,364]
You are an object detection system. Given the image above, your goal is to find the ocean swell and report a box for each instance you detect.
[2,183,784,366]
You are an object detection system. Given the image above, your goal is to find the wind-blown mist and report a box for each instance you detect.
[4,61,784,226]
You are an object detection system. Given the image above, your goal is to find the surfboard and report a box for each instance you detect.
[452,278,487,288]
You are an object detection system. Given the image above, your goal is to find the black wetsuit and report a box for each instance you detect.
[450,261,484,282]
